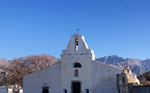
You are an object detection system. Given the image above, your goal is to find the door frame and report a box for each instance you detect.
[71,81,82,93]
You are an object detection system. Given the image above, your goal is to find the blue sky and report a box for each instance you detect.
[0,0,150,60]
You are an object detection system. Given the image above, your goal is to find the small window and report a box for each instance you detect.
[74,63,81,68]
[75,38,79,51]
[85,89,89,93]
[63,89,67,93]
[42,86,49,93]
[74,69,79,77]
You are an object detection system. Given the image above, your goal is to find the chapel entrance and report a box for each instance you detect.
[72,81,81,93]
[42,87,49,93]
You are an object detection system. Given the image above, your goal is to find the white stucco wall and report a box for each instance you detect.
[92,61,122,93]
[61,55,93,93]
[23,62,61,93]
[23,60,122,93]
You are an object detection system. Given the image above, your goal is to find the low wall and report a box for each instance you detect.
[132,85,150,93]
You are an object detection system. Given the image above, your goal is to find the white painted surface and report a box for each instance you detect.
[61,55,93,93]
[19,89,23,93]
[23,62,61,93]
[8,88,13,93]
[61,33,94,93]
[93,61,122,93]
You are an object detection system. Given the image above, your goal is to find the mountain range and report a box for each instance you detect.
[96,55,150,75]
[0,55,150,76]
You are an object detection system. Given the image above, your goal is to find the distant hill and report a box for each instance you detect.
[0,58,8,71]
[0,55,150,76]
[0,54,58,86]
[96,55,150,75]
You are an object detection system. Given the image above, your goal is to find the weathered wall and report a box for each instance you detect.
[132,85,150,93]
[23,62,61,93]
[93,61,122,93]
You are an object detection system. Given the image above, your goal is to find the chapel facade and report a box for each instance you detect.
[23,33,122,93]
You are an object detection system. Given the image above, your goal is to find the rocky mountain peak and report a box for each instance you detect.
[96,55,150,75]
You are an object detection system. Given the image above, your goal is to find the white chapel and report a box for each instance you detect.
[23,33,122,93]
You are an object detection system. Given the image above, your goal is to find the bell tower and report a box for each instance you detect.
[61,33,95,59]
[61,33,95,93]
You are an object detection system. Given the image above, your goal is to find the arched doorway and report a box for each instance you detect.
[71,81,81,93]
